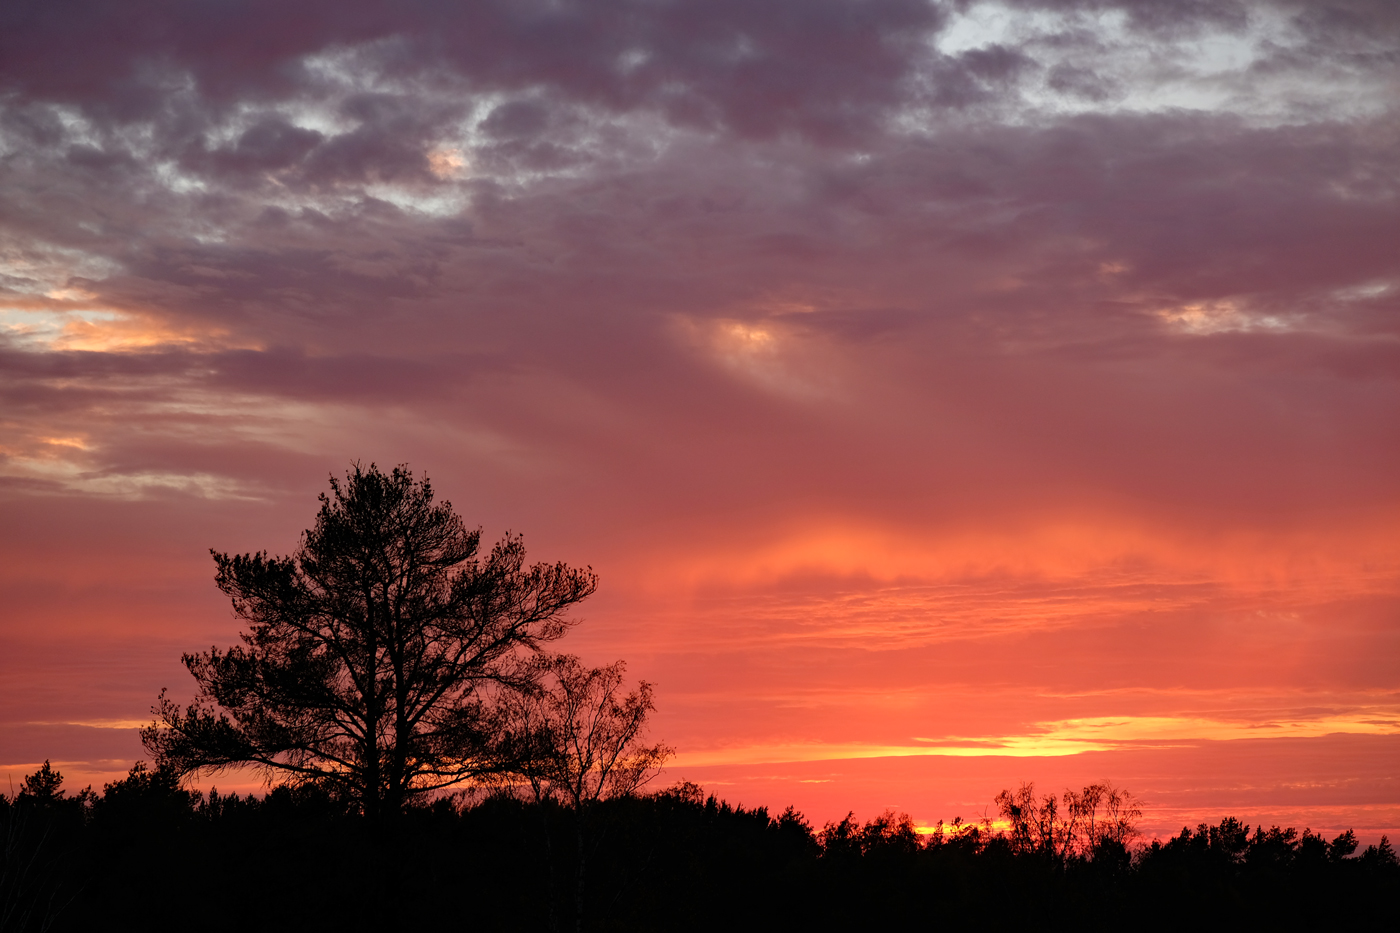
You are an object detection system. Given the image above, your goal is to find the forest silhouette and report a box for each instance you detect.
[3,467,1396,931]
[2,762,1396,932]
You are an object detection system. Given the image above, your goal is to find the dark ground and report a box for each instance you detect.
[2,763,1395,932]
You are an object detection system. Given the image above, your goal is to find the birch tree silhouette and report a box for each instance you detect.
[505,655,671,932]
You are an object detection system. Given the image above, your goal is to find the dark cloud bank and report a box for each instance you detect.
[2,0,1396,507]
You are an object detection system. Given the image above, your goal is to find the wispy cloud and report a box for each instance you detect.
[673,709,1400,766]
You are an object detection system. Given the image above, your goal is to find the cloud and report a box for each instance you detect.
[670,706,1400,766]
[0,0,1396,828]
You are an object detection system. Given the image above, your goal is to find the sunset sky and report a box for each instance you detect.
[1,0,1397,842]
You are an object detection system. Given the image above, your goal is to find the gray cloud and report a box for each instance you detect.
[0,0,1395,514]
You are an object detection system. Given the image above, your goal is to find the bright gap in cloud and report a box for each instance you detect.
[361,182,471,217]
[1154,299,1296,335]
[0,304,243,352]
[694,318,832,402]
[24,720,150,730]
[932,0,1392,123]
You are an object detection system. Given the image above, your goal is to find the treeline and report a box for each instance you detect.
[3,762,1395,932]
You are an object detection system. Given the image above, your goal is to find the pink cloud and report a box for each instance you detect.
[2,0,1397,835]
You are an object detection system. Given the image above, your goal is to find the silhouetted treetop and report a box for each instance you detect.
[995,781,1142,862]
[18,761,64,805]
[142,463,598,821]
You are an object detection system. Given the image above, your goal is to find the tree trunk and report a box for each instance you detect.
[574,811,587,933]
[541,801,559,933]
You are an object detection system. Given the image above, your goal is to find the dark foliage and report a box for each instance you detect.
[142,463,598,822]
[2,762,1395,933]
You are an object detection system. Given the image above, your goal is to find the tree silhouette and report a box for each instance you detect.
[995,781,1141,862]
[1,761,1396,929]
[17,763,63,806]
[2,762,89,932]
[142,463,597,822]
[504,655,671,932]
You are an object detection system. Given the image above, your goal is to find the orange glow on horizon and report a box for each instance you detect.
[667,711,1400,769]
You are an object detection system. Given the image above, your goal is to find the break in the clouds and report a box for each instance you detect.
[1,0,1398,836]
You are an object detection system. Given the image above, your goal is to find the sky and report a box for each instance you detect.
[1,0,1397,842]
